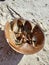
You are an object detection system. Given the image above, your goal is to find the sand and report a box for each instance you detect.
[0,0,49,65]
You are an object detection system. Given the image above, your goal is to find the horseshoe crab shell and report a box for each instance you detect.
[5,18,45,54]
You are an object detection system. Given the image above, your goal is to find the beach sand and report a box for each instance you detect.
[0,0,49,65]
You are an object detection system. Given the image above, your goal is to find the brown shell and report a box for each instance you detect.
[4,18,45,54]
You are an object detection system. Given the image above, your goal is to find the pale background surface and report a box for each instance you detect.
[0,0,49,65]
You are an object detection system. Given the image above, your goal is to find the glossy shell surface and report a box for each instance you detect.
[5,18,45,54]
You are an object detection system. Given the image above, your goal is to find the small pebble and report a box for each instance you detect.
[45,4,48,7]
[43,48,46,52]
[36,57,39,61]
[13,0,15,1]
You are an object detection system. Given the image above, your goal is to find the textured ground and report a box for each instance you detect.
[0,0,49,65]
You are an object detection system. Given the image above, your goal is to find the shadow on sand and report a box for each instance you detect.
[0,29,23,65]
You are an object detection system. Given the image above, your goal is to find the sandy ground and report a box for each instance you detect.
[0,0,49,65]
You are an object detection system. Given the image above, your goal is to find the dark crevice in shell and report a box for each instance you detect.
[10,21,14,30]
[26,40,32,44]
[23,20,32,33]
[17,18,23,28]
